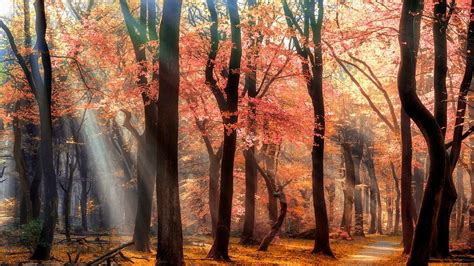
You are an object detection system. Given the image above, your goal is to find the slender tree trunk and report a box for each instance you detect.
[387,182,393,233]
[13,114,32,225]
[241,0,259,245]
[258,193,287,251]
[455,166,465,239]
[352,152,364,237]
[401,109,415,252]
[391,162,401,235]
[209,155,220,237]
[413,162,424,214]
[433,2,474,257]
[263,147,279,223]
[76,143,89,232]
[120,0,158,251]
[156,0,184,264]
[30,0,58,259]
[341,143,355,236]
[399,0,449,264]
[206,0,242,260]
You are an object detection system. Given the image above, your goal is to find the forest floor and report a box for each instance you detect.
[0,233,472,264]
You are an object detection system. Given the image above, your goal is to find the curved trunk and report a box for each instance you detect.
[433,2,474,257]
[398,1,448,264]
[258,192,287,251]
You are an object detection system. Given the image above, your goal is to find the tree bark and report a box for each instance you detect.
[206,0,242,261]
[401,109,415,253]
[156,0,184,264]
[391,162,401,235]
[398,0,449,264]
[120,0,159,252]
[341,143,355,236]
[352,147,364,237]
[13,110,32,225]
[241,0,259,245]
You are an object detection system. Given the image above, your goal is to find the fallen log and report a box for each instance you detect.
[87,241,134,265]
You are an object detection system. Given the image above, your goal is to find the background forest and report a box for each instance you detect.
[0,0,472,265]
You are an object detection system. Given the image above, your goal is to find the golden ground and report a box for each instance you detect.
[0,233,405,265]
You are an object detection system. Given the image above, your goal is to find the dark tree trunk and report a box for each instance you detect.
[470,122,474,247]
[258,193,287,251]
[241,149,257,244]
[156,0,184,264]
[430,0,452,258]
[341,143,355,236]
[206,0,242,261]
[209,154,221,237]
[13,113,32,225]
[364,149,382,234]
[78,148,89,232]
[240,0,259,246]
[28,0,58,259]
[433,2,473,257]
[352,152,364,237]
[120,0,159,252]
[391,162,401,235]
[61,153,75,241]
[263,147,279,223]
[386,182,393,233]
[413,162,424,214]
[398,0,449,264]
[455,166,466,239]
[401,109,415,253]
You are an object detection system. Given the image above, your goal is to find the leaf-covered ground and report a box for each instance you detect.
[0,233,404,265]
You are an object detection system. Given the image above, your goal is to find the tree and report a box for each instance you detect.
[398,0,448,264]
[205,0,242,260]
[432,0,473,258]
[282,0,333,256]
[1,0,58,259]
[156,0,184,264]
[120,0,159,252]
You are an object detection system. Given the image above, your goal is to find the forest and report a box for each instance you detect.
[0,0,472,265]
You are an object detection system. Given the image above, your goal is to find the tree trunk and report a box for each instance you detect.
[401,109,415,253]
[258,192,287,251]
[77,143,89,232]
[413,162,424,214]
[391,162,401,235]
[263,146,279,223]
[120,0,159,251]
[399,0,449,264]
[455,166,466,239]
[209,155,220,237]
[13,112,32,225]
[364,150,381,234]
[341,143,355,236]
[386,182,393,233]
[240,0,259,246]
[30,0,58,259]
[433,2,474,257]
[352,152,364,237]
[206,0,242,261]
[62,154,74,241]
[156,0,184,264]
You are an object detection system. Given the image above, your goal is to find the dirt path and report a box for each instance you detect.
[341,236,402,264]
